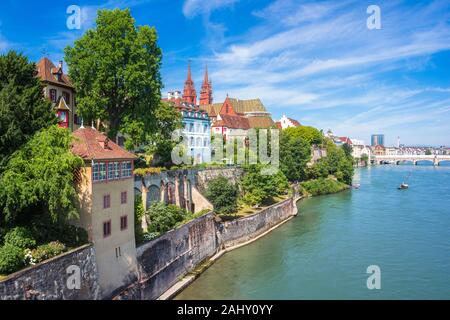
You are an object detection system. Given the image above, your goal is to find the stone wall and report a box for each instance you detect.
[195,167,243,192]
[217,198,296,248]
[0,244,101,300]
[132,212,217,300]
[115,197,296,300]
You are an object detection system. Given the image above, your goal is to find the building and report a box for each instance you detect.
[199,64,213,106]
[36,57,81,131]
[201,97,274,129]
[275,115,301,129]
[373,144,386,156]
[71,126,138,297]
[211,96,250,143]
[371,134,385,147]
[351,139,372,165]
[163,63,212,164]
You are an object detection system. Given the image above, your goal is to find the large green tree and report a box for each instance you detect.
[64,8,163,147]
[0,51,55,168]
[204,176,239,214]
[279,129,312,182]
[0,125,83,228]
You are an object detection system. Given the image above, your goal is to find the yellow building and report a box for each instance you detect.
[71,126,138,298]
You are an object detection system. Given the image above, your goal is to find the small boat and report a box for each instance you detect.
[398,183,409,190]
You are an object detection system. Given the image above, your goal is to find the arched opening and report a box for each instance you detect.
[415,160,434,166]
[438,160,450,166]
[397,160,414,166]
[146,185,160,209]
[167,182,176,204]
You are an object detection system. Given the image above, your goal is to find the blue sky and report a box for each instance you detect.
[1,0,450,146]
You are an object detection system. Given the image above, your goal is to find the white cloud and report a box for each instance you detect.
[183,0,238,18]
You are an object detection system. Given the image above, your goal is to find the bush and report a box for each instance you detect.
[135,196,145,244]
[27,241,66,265]
[4,227,36,249]
[142,232,160,242]
[0,244,25,275]
[204,176,239,214]
[147,202,188,234]
[27,216,87,247]
[301,178,348,196]
[241,165,289,206]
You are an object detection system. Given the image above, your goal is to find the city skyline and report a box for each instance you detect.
[1,0,450,146]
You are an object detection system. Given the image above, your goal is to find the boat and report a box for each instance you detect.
[398,183,409,190]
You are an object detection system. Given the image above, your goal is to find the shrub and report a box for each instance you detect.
[147,202,188,234]
[4,227,36,249]
[142,232,160,242]
[27,216,87,247]
[0,244,25,275]
[204,176,239,214]
[241,165,289,206]
[27,241,66,264]
[135,195,145,244]
[300,178,348,196]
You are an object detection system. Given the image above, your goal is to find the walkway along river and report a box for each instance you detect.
[175,165,450,299]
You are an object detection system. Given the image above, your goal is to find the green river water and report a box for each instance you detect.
[176,165,450,299]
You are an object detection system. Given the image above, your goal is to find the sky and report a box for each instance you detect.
[1,0,450,146]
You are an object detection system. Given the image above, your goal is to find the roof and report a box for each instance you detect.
[247,115,274,128]
[215,114,250,129]
[36,57,74,88]
[287,117,301,126]
[71,127,137,161]
[200,97,268,117]
[339,137,352,144]
[275,121,282,129]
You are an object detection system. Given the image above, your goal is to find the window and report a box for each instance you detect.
[108,162,120,180]
[92,162,106,182]
[103,221,111,238]
[120,216,128,231]
[121,161,132,178]
[190,137,194,146]
[103,195,111,209]
[121,191,127,204]
[203,138,208,147]
[204,125,208,133]
[189,123,194,132]
[49,89,57,102]
[62,91,71,105]
[99,162,106,181]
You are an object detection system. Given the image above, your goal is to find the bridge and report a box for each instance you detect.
[373,155,450,166]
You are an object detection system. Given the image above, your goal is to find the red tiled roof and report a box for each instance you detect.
[71,127,136,160]
[339,137,352,144]
[275,121,282,129]
[36,57,74,88]
[288,118,301,126]
[218,114,250,129]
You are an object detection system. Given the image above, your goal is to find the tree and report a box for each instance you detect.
[0,51,56,169]
[425,149,432,155]
[241,164,289,206]
[144,101,182,167]
[282,126,323,146]
[65,9,163,147]
[280,129,312,181]
[342,143,353,158]
[147,202,188,234]
[204,176,239,214]
[0,125,83,228]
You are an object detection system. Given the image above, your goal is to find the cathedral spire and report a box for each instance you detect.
[182,60,197,105]
[199,63,213,106]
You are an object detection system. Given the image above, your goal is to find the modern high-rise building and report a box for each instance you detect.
[371,134,385,146]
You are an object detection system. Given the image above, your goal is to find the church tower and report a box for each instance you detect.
[182,61,197,105]
[199,64,213,106]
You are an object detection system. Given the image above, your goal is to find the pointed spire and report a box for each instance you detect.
[199,63,213,106]
[183,60,197,105]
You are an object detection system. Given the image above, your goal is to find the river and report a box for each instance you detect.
[175,165,450,299]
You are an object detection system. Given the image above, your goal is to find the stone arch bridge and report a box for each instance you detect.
[373,155,450,166]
